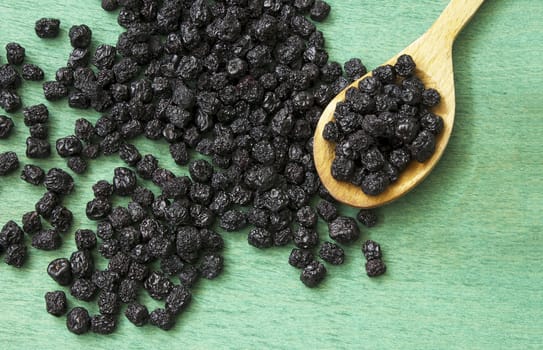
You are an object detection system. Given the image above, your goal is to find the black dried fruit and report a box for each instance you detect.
[357,209,378,227]
[44,168,74,195]
[300,261,326,287]
[0,220,24,246]
[4,243,27,267]
[50,206,73,233]
[91,314,117,335]
[318,241,345,265]
[199,254,223,279]
[21,63,44,81]
[328,216,360,244]
[165,285,192,315]
[43,81,68,101]
[293,226,319,249]
[67,156,88,174]
[113,167,137,196]
[0,115,14,138]
[365,258,386,277]
[56,135,83,157]
[75,229,97,250]
[70,278,96,301]
[288,248,314,269]
[66,307,91,335]
[6,43,25,65]
[98,291,120,315]
[248,227,273,249]
[0,151,19,175]
[47,257,72,286]
[45,291,67,316]
[23,103,49,125]
[316,200,338,222]
[362,240,382,261]
[0,90,21,112]
[144,271,174,300]
[69,24,92,48]
[32,229,62,250]
[125,303,149,327]
[149,308,175,331]
[394,54,416,77]
[21,164,45,185]
[22,211,42,234]
[70,250,94,278]
[35,18,61,38]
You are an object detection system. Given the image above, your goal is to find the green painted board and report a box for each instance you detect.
[0,1,542,349]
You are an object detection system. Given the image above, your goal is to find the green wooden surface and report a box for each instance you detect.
[0,1,542,349]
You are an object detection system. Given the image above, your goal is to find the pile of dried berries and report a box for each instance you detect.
[0,0,390,335]
[322,54,443,195]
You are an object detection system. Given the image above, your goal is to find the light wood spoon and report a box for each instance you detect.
[313,0,485,208]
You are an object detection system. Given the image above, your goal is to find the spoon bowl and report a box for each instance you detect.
[313,0,484,208]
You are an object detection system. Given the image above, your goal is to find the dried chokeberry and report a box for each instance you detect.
[318,241,345,265]
[31,229,62,250]
[300,261,326,287]
[288,248,314,269]
[47,257,72,286]
[66,307,91,335]
[45,291,67,316]
[91,315,117,335]
[328,216,360,244]
[0,151,19,175]
[35,18,61,38]
[21,63,44,81]
[0,115,14,138]
[6,43,25,65]
[365,258,386,277]
[149,308,175,331]
[44,168,74,195]
[125,302,149,327]
[22,211,42,234]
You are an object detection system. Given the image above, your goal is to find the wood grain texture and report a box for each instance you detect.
[0,1,542,349]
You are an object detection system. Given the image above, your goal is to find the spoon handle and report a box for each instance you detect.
[426,0,485,45]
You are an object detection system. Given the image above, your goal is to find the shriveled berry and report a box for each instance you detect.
[357,209,378,227]
[319,241,345,265]
[35,18,60,38]
[70,278,96,301]
[328,216,360,244]
[6,43,25,65]
[0,151,19,175]
[22,211,41,234]
[70,250,94,278]
[4,243,27,267]
[47,258,72,285]
[300,261,326,287]
[248,227,273,249]
[362,240,382,260]
[0,115,14,138]
[44,168,74,195]
[21,164,45,186]
[69,24,92,48]
[165,285,192,315]
[21,63,44,81]
[199,254,223,279]
[31,229,62,250]
[125,302,149,327]
[66,307,91,335]
[365,258,387,277]
[288,248,314,269]
[45,291,67,316]
[91,315,117,335]
[149,308,175,330]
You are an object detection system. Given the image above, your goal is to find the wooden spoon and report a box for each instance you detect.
[313,0,485,208]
